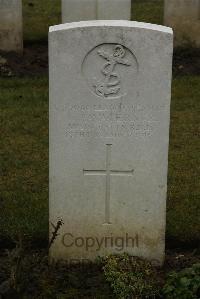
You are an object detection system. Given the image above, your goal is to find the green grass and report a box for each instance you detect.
[0,76,199,244]
[0,78,49,241]
[22,0,61,42]
[132,0,164,25]
[167,76,200,243]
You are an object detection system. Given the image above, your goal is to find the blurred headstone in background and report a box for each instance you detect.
[0,0,23,52]
[62,0,131,23]
[164,0,200,47]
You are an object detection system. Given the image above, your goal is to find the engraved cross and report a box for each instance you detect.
[83,144,134,224]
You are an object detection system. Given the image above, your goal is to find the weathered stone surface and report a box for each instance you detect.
[49,21,173,265]
[0,0,23,52]
[164,0,200,47]
[62,0,131,23]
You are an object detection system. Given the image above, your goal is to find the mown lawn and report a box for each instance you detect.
[167,76,200,244]
[0,75,199,245]
[132,0,164,25]
[0,78,48,242]
[22,0,61,42]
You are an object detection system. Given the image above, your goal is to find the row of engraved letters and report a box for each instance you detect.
[55,102,166,113]
[65,122,153,138]
[69,111,149,122]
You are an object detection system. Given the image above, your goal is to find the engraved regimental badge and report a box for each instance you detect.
[82,43,138,100]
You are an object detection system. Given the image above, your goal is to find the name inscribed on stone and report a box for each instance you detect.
[62,103,163,138]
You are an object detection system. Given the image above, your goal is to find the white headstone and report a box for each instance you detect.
[0,0,23,52]
[164,0,200,47]
[49,20,173,265]
[62,0,131,23]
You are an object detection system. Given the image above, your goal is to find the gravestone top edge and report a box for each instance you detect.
[49,20,173,35]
